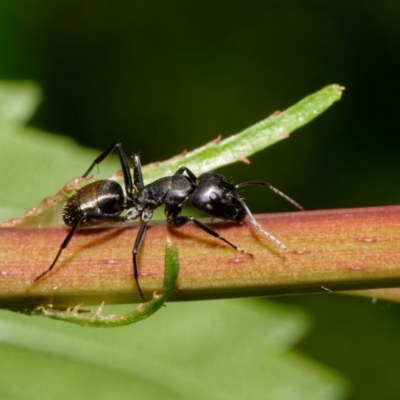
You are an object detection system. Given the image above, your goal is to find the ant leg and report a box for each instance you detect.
[236,181,304,211]
[82,143,134,203]
[83,143,121,177]
[174,166,197,183]
[34,213,127,283]
[132,220,148,300]
[114,144,134,203]
[131,154,144,192]
[33,215,84,283]
[167,214,252,256]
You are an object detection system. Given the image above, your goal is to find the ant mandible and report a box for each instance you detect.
[33,143,304,300]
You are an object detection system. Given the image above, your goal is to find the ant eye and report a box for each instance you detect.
[209,192,220,202]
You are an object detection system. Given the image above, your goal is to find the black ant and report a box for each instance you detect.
[33,143,304,300]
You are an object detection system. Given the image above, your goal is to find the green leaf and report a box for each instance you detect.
[0,81,42,124]
[0,82,343,225]
[0,300,348,400]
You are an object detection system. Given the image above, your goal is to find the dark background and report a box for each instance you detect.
[1,1,400,398]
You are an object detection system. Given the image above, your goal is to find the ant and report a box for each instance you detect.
[33,143,304,300]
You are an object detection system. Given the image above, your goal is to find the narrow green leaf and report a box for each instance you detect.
[0,84,343,227]
[22,241,180,327]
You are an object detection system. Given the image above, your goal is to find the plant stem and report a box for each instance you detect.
[2,205,400,309]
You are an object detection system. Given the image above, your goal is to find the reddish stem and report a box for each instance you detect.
[1,206,400,308]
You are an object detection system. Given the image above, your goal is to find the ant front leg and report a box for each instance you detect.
[166,207,252,256]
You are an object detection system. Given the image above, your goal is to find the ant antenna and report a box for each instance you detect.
[236,181,304,211]
[235,196,287,250]
[233,181,305,250]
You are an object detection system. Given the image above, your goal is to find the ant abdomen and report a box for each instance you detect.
[63,180,125,226]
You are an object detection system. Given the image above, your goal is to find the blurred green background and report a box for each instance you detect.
[1,1,400,399]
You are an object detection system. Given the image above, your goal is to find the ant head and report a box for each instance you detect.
[189,173,246,223]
